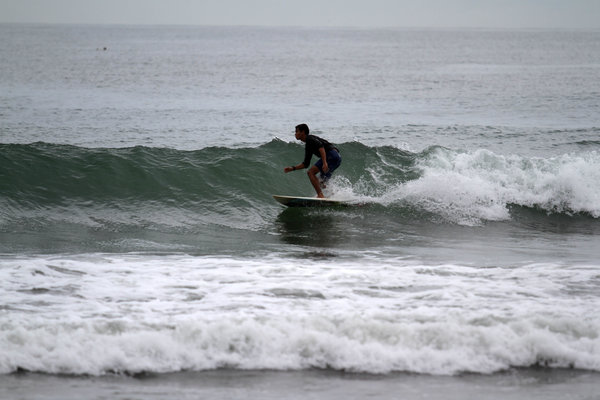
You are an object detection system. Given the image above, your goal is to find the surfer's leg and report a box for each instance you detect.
[315,151,340,191]
[318,172,330,189]
[307,166,325,198]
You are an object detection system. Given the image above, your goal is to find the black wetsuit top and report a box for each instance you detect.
[302,135,337,167]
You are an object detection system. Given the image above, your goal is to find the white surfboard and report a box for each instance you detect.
[272,195,349,208]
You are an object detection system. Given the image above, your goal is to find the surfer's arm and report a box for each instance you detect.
[284,163,305,173]
[284,146,312,173]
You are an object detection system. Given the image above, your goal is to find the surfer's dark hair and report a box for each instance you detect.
[295,124,309,134]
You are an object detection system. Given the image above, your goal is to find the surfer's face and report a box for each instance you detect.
[295,129,305,142]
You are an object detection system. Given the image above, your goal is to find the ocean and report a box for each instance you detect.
[1,24,600,399]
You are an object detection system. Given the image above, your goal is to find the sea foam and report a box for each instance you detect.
[383,148,600,225]
[1,255,599,376]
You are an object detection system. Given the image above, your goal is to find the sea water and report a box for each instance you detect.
[1,24,600,399]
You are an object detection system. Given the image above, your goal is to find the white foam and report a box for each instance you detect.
[1,255,599,376]
[377,148,600,225]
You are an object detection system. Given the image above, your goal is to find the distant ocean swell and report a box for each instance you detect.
[1,141,598,228]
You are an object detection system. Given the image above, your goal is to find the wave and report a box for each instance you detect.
[1,141,599,230]
[1,254,598,377]
[386,147,600,225]
[3,311,598,376]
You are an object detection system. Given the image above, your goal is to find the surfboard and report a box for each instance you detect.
[273,195,349,208]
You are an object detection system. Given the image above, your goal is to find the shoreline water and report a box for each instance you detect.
[2,368,600,400]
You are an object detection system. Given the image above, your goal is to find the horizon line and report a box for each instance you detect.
[1,21,599,32]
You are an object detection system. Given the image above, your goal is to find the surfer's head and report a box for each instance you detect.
[295,123,309,141]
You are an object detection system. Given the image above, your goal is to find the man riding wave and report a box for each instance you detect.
[284,124,342,198]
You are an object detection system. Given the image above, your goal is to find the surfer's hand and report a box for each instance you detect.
[322,163,329,173]
[284,166,294,173]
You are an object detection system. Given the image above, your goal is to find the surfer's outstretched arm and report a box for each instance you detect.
[284,163,305,173]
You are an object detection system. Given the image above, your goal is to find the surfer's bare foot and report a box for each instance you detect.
[316,193,325,198]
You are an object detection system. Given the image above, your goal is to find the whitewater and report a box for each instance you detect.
[1,24,600,400]
[2,254,599,377]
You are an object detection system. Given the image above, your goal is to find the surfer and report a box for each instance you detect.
[284,123,341,198]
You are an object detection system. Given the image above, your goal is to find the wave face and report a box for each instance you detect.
[2,141,599,226]
[2,140,600,256]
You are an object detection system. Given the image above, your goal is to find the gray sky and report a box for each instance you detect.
[1,0,599,29]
